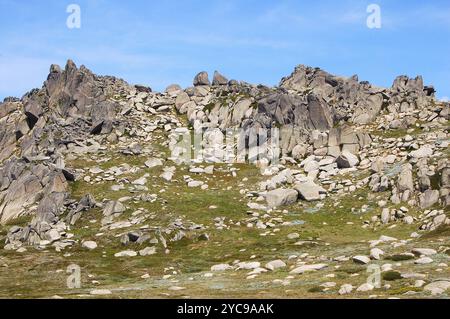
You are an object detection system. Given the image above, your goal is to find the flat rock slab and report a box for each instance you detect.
[290,264,328,274]
[352,255,370,264]
[424,281,450,295]
[90,289,112,295]
[266,188,298,208]
[294,181,326,201]
[412,248,437,256]
[114,250,137,257]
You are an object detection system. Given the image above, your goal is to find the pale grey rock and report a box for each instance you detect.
[103,201,125,216]
[412,248,437,256]
[266,188,298,208]
[356,283,374,292]
[139,247,156,256]
[90,289,112,295]
[145,158,163,169]
[415,257,433,264]
[381,208,390,224]
[265,260,287,271]
[290,264,327,274]
[294,181,326,201]
[419,190,439,209]
[424,281,450,295]
[47,229,61,243]
[212,71,228,86]
[336,151,359,168]
[370,248,384,260]
[409,145,433,159]
[165,84,182,94]
[338,284,354,295]
[132,177,147,186]
[82,241,97,250]
[397,164,414,193]
[352,255,370,264]
[237,262,261,270]
[292,145,307,160]
[193,71,210,86]
[114,250,137,257]
[211,264,233,272]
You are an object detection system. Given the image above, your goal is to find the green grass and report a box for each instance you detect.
[1,140,449,299]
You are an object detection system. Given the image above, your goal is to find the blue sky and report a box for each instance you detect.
[0,0,449,100]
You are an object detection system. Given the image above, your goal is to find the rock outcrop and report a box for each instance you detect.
[1,60,448,249]
[1,60,130,244]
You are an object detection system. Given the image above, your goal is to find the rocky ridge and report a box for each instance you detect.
[0,61,448,298]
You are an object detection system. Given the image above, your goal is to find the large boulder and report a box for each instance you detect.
[265,188,298,208]
[336,151,359,168]
[212,71,228,86]
[397,164,414,193]
[193,71,210,86]
[165,84,182,94]
[409,145,433,159]
[294,181,326,201]
[419,190,440,209]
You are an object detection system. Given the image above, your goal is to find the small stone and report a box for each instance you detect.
[320,282,336,288]
[266,188,298,208]
[339,284,354,295]
[132,177,147,186]
[381,208,390,224]
[211,264,233,272]
[412,248,437,256]
[356,283,374,292]
[82,241,98,250]
[90,289,112,295]
[114,250,137,258]
[290,264,328,274]
[336,151,359,168]
[424,281,450,295]
[236,262,260,270]
[139,247,156,256]
[352,255,370,265]
[145,158,163,168]
[287,233,300,240]
[415,257,433,264]
[414,280,426,288]
[370,248,384,260]
[403,216,414,224]
[265,260,286,271]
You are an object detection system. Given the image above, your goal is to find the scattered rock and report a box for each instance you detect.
[339,284,354,295]
[211,264,233,272]
[114,250,137,258]
[139,247,156,256]
[90,289,112,295]
[370,248,384,260]
[266,188,298,208]
[411,248,437,256]
[415,257,433,264]
[193,71,210,86]
[424,281,450,295]
[82,241,98,250]
[290,264,328,274]
[352,255,370,265]
[294,181,326,202]
[265,260,287,271]
[336,151,359,168]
